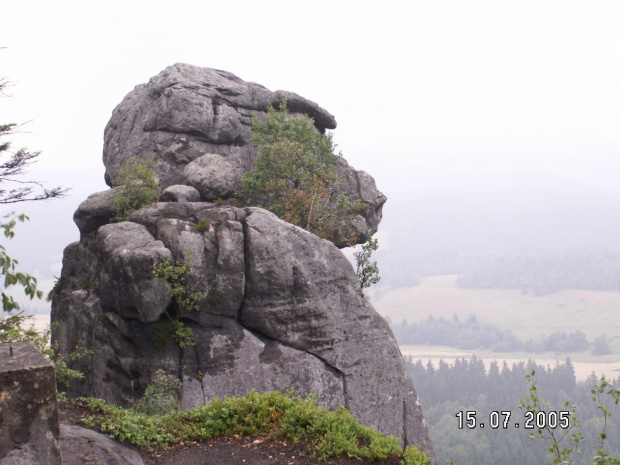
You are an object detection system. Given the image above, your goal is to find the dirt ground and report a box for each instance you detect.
[139,436,402,465]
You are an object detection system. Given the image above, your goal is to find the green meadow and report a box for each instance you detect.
[371,275,620,380]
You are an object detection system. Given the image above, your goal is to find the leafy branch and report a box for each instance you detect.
[590,377,620,465]
[353,229,380,291]
[152,256,206,349]
[0,214,42,313]
[519,369,620,464]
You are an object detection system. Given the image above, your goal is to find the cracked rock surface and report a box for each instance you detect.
[51,201,433,458]
[102,63,386,246]
[51,64,434,461]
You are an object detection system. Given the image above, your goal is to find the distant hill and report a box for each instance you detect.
[375,172,620,292]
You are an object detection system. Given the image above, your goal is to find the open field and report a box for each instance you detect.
[371,275,620,380]
[400,345,620,382]
[371,275,620,343]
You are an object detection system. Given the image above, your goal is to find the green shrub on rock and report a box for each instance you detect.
[111,155,162,222]
[152,257,206,313]
[238,101,365,244]
[133,370,181,416]
[78,389,429,463]
[354,229,381,290]
[152,256,206,349]
[192,218,209,233]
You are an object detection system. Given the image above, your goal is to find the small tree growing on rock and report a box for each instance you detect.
[133,369,181,416]
[238,101,364,244]
[354,229,381,291]
[111,155,161,222]
[152,256,206,349]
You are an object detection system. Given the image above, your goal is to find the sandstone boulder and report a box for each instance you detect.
[51,64,434,462]
[183,153,242,201]
[97,222,171,323]
[161,184,201,202]
[51,203,434,459]
[102,63,385,245]
[0,343,61,465]
[73,187,123,236]
[59,423,144,465]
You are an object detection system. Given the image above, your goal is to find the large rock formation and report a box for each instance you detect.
[51,65,434,460]
[102,63,385,246]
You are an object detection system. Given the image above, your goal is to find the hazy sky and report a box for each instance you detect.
[2,1,620,309]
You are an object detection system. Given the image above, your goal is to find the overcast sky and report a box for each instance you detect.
[2,0,620,309]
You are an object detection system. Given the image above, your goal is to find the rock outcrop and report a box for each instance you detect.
[59,423,144,465]
[0,342,61,465]
[51,64,434,461]
[102,63,385,245]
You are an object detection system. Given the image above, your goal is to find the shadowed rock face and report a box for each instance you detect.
[52,65,434,461]
[102,63,385,246]
[52,201,434,459]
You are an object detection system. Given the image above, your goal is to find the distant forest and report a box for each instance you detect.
[388,314,612,354]
[378,251,620,295]
[406,356,620,465]
[376,175,620,295]
[456,252,620,294]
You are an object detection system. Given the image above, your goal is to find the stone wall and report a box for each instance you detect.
[0,342,61,465]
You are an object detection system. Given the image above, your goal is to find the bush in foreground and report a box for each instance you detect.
[77,389,429,464]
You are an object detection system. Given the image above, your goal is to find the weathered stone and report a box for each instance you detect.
[97,222,172,323]
[103,64,336,188]
[335,157,387,243]
[180,325,345,412]
[240,208,432,451]
[0,342,61,465]
[128,203,247,321]
[51,64,434,461]
[52,204,434,461]
[102,63,385,245]
[183,153,242,201]
[161,184,201,202]
[59,423,144,465]
[73,187,123,236]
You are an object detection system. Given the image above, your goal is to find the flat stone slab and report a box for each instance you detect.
[0,342,61,465]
